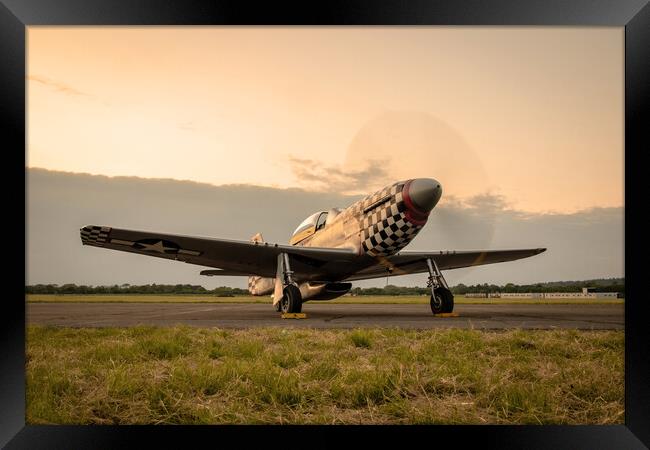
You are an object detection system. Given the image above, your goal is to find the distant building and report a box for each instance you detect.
[465,288,620,299]
[500,292,544,298]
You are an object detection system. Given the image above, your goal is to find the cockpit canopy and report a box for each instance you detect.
[292,211,328,237]
[290,208,344,244]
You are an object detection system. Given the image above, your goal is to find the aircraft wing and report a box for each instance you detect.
[80,225,356,278]
[345,248,546,281]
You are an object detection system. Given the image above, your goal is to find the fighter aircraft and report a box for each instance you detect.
[80,178,545,315]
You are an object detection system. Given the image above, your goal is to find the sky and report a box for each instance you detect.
[27,27,623,213]
[25,27,624,287]
[26,168,623,288]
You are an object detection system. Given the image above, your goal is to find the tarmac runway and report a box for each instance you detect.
[27,302,624,330]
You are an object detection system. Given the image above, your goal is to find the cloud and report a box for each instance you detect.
[462,193,511,212]
[27,75,90,97]
[289,157,389,194]
[26,168,623,288]
[440,193,514,216]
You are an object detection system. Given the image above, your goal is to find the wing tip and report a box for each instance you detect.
[536,248,547,254]
[80,225,111,246]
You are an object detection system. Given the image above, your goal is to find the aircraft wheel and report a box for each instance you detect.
[430,288,454,314]
[281,285,302,313]
[274,301,282,312]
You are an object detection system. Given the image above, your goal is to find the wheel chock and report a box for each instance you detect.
[433,312,460,318]
[281,313,307,319]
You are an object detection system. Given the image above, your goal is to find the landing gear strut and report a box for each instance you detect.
[426,258,454,314]
[278,253,302,314]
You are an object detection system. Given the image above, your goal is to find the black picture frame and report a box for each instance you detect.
[3,0,648,448]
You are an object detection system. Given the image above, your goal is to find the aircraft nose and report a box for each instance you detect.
[405,178,442,212]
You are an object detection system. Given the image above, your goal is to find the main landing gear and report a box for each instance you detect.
[277,253,302,314]
[426,258,454,314]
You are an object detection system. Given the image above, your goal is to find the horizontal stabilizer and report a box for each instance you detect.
[200,269,249,276]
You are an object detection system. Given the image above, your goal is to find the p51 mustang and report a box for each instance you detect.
[80,178,545,315]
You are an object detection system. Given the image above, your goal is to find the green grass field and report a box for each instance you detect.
[26,294,624,305]
[26,326,624,425]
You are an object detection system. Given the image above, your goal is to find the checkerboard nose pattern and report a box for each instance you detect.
[359,178,441,257]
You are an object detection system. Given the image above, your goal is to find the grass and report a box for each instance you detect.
[26,294,624,305]
[26,326,624,425]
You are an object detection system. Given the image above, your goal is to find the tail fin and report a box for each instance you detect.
[248,233,274,295]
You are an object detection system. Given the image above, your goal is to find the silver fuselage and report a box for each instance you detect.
[250,179,442,300]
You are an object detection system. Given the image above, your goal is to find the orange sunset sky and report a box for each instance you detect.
[27,27,623,214]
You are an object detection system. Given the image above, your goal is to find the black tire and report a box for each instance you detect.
[441,288,454,313]
[281,285,302,313]
[430,287,454,314]
[274,301,282,312]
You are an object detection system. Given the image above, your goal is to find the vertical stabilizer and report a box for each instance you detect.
[248,233,274,296]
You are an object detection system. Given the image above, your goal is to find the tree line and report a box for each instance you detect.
[25,284,249,296]
[449,279,624,295]
[26,278,624,296]
[352,280,623,296]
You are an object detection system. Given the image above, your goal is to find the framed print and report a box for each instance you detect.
[3,0,649,448]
